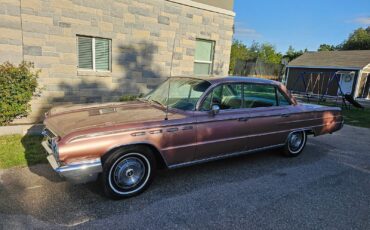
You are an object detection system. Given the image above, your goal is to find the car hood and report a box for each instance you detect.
[44,101,176,137]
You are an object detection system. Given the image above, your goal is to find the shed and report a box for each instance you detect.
[284,50,370,100]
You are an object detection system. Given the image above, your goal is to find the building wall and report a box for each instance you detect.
[193,0,234,11]
[0,0,234,123]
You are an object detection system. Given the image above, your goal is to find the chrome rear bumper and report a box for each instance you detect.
[42,141,102,184]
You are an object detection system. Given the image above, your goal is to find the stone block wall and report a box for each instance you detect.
[0,0,234,123]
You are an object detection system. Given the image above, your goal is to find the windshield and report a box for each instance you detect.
[144,78,211,111]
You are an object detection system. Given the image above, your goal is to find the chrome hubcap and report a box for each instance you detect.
[289,132,303,152]
[113,157,145,189]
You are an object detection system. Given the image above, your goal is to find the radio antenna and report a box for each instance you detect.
[165,35,177,121]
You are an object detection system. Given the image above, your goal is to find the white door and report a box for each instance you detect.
[338,73,354,95]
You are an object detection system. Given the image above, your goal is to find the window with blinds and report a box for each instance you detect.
[194,39,215,76]
[77,36,111,71]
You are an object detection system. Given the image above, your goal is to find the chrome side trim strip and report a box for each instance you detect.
[167,127,179,133]
[168,144,285,169]
[182,126,193,130]
[162,122,342,152]
[69,122,195,142]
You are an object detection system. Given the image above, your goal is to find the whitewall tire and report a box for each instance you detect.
[102,146,156,199]
[283,130,307,157]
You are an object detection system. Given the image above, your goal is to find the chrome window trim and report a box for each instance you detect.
[196,81,294,111]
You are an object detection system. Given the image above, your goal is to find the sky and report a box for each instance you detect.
[233,0,370,53]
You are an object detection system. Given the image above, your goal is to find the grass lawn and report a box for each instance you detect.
[0,135,46,169]
[341,107,370,128]
[308,101,370,128]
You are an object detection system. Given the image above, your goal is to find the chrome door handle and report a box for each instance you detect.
[281,113,290,117]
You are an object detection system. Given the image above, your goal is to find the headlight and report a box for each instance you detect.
[42,128,59,160]
[51,139,60,161]
[51,139,59,155]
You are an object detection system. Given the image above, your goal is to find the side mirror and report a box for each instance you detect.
[211,104,220,116]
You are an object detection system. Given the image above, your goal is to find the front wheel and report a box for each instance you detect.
[102,146,156,199]
[282,130,307,157]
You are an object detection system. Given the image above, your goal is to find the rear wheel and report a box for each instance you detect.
[102,146,156,199]
[283,131,307,157]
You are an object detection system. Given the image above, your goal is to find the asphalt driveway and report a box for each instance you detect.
[0,125,369,229]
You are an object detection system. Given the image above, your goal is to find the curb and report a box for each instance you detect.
[0,124,44,136]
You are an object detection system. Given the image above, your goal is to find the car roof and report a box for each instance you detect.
[172,76,281,86]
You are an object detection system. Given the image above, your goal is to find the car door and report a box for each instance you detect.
[193,83,250,160]
[159,79,210,166]
[243,83,293,150]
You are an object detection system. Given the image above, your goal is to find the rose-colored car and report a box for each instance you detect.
[42,76,343,199]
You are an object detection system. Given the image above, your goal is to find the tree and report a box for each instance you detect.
[229,40,284,74]
[0,62,40,125]
[318,44,336,51]
[341,26,370,50]
[229,40,250,74]
[257,43,282,64]
[249,41,260,60]
[283,46,305,62]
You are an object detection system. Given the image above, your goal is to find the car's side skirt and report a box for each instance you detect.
[168,143,286,169]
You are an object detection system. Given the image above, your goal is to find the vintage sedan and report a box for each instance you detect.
[42,76,343,199]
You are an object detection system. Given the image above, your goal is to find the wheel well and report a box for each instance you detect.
[101,144,168,170]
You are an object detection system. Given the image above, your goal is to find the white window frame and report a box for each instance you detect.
[194,39,215,76]
[77,35,112,72]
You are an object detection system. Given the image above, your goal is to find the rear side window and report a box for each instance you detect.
[243,84,277,108]
[200,83,291,110]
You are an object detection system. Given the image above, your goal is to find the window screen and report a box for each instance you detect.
[78,36,93,69]
[194,39,215,76]
[77,36,111,71]
[95,38,110,71]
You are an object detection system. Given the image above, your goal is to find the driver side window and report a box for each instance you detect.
[201,84,243,110]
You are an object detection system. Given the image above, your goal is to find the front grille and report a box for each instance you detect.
[42,128,56,139]
[42,128,59,159]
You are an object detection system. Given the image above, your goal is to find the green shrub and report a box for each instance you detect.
[0,62,40,125]
[119,94,143,102]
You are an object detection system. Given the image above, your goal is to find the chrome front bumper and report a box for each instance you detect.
[42,141,103,184]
